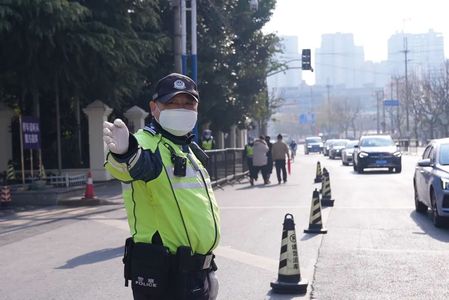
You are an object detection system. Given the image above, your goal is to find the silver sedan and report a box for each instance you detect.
[341,140,359,166]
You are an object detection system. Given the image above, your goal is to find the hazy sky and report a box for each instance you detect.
[263,0,449,83]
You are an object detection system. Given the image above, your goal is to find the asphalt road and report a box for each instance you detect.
[1,150,449,300]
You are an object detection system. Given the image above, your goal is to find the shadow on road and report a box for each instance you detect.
[56,246,123,269]
[410,211,449,242]
[265,290,307,299]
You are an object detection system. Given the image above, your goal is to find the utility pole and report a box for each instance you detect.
[172,0,182,72]
[381,90,386,133]
[376,90,381,134]
[394,76,402,137]
[403,36,410,135]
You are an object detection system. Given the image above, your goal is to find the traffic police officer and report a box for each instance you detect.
[103,73,220,300]
[201,130,215,150]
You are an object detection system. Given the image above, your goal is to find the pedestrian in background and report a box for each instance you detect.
[103,73,220,300]
[264,136,273,182]
[244,137,255,183]
[251,135,270,185]
[272,134,291,184]
[289,139,297,162]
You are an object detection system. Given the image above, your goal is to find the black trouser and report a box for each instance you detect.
[124,239,214,300]
[275,159,287,182]
[252,165,269,181]
[246,158,255,179]
[132,270,211,300]
[264,159,273,179]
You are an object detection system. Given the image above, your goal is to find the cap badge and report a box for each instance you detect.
[174,80,186,90]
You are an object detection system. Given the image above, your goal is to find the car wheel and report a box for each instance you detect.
[395,166,402,173]
[342,161,348,166]
[431,190,445,227]
[414,183,427,213]
[357,163,364,174]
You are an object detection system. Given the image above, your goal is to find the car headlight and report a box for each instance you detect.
[358,152,369,158]
[441,178,449,190]
[307,145,312,148]
[393,151,402,157]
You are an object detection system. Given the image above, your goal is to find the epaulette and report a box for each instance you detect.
[143,125,157,136]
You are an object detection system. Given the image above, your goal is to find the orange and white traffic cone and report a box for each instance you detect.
[270,213,308,294]
[83,171,96,199]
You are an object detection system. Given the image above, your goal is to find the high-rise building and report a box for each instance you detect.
[315,33,365,88]
[388,30,445,77]
[267,36,302,88]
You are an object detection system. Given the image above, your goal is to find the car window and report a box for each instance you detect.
[333,140,347,146]
[306,138,321,143]
[422,145,432,159]
[360,137,394,147]
[439,144,449,165]
[429,147,436,162]
[346,141,358,148]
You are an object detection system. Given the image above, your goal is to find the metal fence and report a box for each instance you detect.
[205,148,248,186]
[47,174,87,188]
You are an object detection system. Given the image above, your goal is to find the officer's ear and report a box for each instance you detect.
[149,100,159,119]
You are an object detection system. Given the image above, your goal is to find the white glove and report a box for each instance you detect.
[103,119,129,155]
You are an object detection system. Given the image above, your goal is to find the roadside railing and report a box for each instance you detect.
[205,148,248,186]
[5,172,87,189]
[47,174,87,188]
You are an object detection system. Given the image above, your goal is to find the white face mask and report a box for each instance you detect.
[156,105,197,136]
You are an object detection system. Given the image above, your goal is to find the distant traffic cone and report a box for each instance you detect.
[39,163,47,180]
[1,185,12,207]
[314,161,322,183]
[83,171,96,199]
[321,169,334,207]
[271,213,308,294]
[6,160,16,183]
[304,189,327,234]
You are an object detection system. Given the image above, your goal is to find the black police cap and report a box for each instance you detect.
[152,73,199,103]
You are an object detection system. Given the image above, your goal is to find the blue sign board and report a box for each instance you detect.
[299,113,315,125]
[383,99,400,107]
[22,116,40,149]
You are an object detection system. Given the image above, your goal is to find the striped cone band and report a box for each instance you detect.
[316,162,322,177]
[278,230,300,275]
[322,173,332,199]
[7,164,15,180]
[309,191,322,225]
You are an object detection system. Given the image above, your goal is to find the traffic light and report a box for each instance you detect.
[301,49,312,71]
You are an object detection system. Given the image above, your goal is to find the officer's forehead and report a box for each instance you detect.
[167,94,196,103]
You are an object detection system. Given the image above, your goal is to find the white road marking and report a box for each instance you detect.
[214,246,278,272]
[90,216,279,272]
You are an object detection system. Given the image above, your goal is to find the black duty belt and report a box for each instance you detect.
[176,246,215,272]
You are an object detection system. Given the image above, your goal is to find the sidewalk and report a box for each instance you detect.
[2,180,123,208]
